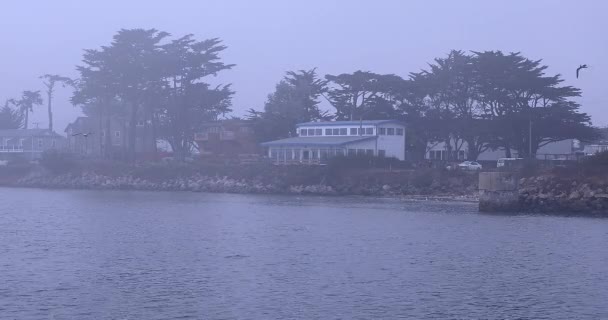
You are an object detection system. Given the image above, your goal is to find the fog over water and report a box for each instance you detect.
[1,0,607,132]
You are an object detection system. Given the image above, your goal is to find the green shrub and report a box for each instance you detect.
[328,155,410,171]
[40,150,78,174]
[517,158,540,177]
[582,151,608,166]
[410,169,434,189]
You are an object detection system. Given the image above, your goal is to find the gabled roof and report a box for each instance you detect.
[261,136,377,147]
[0,129,63,138]
[65,117,96,133]
[296,120,405,127]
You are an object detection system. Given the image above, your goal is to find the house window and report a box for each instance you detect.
[315,129,322,136]
[378,150,386,157]
[335,149,345,156]
[350,128,357,135]
[38,139,43,148]
[325,128,332,136]
[387,128,395,135]
[307,129,315,136]
[286,149,293,160]
[332,128,340,135]
[358,128,364,135]
[239,127,251,133]
[365,128,374,135]
[348,149,356,156]
[339,128,347,135]
[115,131,121,138]
[365,149,373,156]
[379,128,386,135]
[357,149,365,156]
[208,127,219,133]
[396,128,404,136]
[458,150,465,160]
[301,129,308,136]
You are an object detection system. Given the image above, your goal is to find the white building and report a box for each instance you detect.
[0,129,66,160]
[426,139,579,161]
[261,120,406,164]
[583,144,608,155]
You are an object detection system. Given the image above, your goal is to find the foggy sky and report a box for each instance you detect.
[1,0,606,133]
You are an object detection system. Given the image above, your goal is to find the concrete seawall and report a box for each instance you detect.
[479,172,520,212]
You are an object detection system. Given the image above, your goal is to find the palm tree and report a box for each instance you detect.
[16,91,43,129]
[40,74,73,132]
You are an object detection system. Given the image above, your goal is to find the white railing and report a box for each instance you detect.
[0,146,24,153]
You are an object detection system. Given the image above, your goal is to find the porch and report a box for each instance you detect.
[268,147,347,165]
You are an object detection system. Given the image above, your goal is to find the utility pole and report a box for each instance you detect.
[529,119,532,158]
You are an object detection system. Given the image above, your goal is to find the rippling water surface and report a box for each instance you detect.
[1,188,607,319]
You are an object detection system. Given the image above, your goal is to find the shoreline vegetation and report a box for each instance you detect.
[3,152,608,216]
[0,157,480,200]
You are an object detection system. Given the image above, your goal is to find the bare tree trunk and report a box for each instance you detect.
[24,110,29,129]
[151,115,159,160]
[128,104,139,163]
[98,104,103,156]
[47,92,53,132]
[121,121,128,161]
[504,142,512,158]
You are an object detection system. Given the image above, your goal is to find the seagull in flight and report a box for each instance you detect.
[576,64,588,79]
[72,132,94,137]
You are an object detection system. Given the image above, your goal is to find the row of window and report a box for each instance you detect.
[300,127,404,137]
[99,131,121,138]
[270,148,387,161]
[379,128,404,136]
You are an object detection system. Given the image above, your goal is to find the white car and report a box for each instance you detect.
[457,161,482,171]
[0,160,8,166]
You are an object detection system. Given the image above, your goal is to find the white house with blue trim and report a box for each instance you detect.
[261,120,406,164]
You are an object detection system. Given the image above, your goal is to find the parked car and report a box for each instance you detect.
[457,161,482,171]
[0,160,8,166]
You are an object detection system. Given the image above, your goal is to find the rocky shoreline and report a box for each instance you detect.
[518,175,608,215]
[9,170,478,201]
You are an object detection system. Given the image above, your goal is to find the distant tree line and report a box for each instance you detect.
[71,29,234,161]
[0,28,599,162]
[249,50,598,160]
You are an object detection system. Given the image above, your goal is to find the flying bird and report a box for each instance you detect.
[72,132,94,137]
[576,64,588,79]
